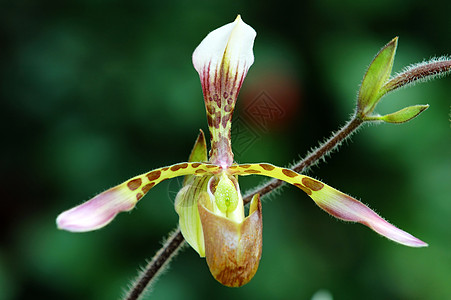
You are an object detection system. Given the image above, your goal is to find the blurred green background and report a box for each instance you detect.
[1,0,450,299]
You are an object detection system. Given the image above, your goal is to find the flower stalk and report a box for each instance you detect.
[125,230,185,300]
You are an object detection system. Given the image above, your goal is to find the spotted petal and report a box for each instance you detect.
[228,163,427,247]
[57,162,221,232]
[193,15,256,167]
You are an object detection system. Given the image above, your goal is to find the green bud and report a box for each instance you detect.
[357,37,398,116]
[364,104,429,124]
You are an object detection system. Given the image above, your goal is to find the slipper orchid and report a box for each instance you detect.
[57,15,427,287]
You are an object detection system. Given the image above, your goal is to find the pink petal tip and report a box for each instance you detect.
[316,188,428,247]
[57,186,136,232]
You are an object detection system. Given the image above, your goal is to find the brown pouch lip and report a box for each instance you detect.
[198,193,262,287]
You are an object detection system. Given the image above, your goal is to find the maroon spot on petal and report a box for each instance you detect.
[142,182,155,194]
[221,113,231,129]
[211,94,221,108]
[282,169,298,178]
[223,92,229,99]
[207,114,214,127]
[127,178,142,191]
[224,104,233,113]
[170,164,187,171]
[245,169,260,174]
[240,164,251,168]
[294,183,312,195]
[206,164,217,169]
[136,192,144,201]
[302,178,324,191]
[207,105,215,115]
[259,164,275,171]
[162,167,169,171]
[195,169,207,174]
[192,163,201,168]
[170,165,180,171]
[213,112,221,129]
[147,170,161,181]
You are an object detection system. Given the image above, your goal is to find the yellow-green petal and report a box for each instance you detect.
[57,162,220,232]
[228,163,427,247]
[175,176,210,256]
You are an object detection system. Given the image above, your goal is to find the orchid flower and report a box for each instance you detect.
[57,16,427,287]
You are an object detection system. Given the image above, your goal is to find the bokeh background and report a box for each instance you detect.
[1,0,450,299]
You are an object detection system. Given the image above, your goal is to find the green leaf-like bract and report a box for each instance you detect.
[357,37,398,116]
[365,105,429,124]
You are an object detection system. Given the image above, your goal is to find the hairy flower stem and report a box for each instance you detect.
[124,230,185,300]
[243,116,364,204]
[126,114,364,299]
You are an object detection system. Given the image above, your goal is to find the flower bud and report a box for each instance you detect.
[364,104,429,124]
[357,37,397,116]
